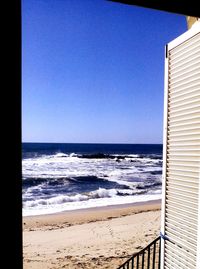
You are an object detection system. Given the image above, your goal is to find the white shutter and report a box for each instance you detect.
[161,23,200,269]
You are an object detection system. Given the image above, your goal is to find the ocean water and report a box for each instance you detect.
[22,143,163,216]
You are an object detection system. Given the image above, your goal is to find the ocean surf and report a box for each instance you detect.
[22,143,163,216]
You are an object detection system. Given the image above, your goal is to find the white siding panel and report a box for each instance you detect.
[162,28,200,269]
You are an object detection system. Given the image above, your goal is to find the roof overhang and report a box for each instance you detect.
[108,0,200,18]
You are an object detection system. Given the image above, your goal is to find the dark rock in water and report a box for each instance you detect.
[79,153,133,160]
[136,185,145,190]
[117,156,125,160]
[81,153,115,159]
[150,171,162,175]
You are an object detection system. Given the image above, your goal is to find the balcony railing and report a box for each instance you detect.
[117,236,161,269]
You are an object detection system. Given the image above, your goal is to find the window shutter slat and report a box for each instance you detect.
[161,27,200,269]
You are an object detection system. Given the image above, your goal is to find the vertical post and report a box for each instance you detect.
[147,246,150,269]
[158,237,161,269]
[160,43,169,269]
[132,256,134,269]
[152,240,156,269]
[9,1,22,269]
[136,254,139,269]
[142,251,145,268]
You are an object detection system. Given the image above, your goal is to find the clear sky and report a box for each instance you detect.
[22,0,187,144]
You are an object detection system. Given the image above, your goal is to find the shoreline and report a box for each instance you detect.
[23,199,161,269]
[23,199,161,231]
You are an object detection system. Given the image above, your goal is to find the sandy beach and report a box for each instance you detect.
[23,200,161,269]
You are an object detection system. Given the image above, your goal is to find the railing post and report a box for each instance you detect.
[117,236,161,269]
[152,240,156,269]
[147,246,150,269]
[131,257,134,269]
[158,237,161,269]
[136,254,139,269]
[142,251,145,269]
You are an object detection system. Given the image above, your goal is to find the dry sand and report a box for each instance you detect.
[23,200,161,269]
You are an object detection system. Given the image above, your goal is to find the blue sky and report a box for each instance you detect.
[22,0,187,144]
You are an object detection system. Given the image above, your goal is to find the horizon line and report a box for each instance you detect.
[22,141,163,145]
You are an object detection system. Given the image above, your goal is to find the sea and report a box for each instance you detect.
[22,143,163,216]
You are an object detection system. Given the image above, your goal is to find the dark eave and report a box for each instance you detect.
[108,0,200,18]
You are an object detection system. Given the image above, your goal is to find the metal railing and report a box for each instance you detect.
[117,236,161,269]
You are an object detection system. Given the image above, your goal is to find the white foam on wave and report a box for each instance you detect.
[23,192,162,216]
[55,152,69,157]
[22,152,163,216]
[22,152,162,181]
[25,193,89,207]
[24,188,118,209]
